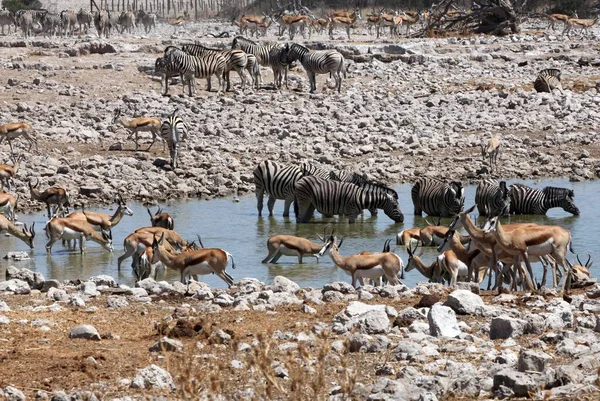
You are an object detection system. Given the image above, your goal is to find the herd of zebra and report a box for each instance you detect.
[154,36,345,95]
[253,160,580,222]
[0,8,156,38]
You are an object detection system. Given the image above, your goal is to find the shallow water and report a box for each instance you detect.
[1,178,596,289]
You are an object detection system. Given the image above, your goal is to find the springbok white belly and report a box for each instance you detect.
[456,260,469,279]
[347,266,385,280]
[61,227,84,241]
[185,261,213,276]
[527,239,555,256]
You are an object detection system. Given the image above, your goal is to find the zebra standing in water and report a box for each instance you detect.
[508,184,579,215]
[534,68,563,94]
[411,177,464,217]
[279,43,345,93]
[181,43,248,91]
[253,160,330,217]
[294,176,404,223]
[475,179,510,217]
[231,36,288,89]
[160,110,188,169]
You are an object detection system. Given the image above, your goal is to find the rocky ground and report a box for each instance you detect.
[0,19,599,214]
[0,266,599,399]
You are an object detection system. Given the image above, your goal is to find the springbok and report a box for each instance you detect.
[0,215,34,248]
[117,227,186,270]
[0,155,23,191]
[45,217,113,254]
[262,233,326,264]
[151,233,236,288]
[112,108,164,151]
[481,137,501,172]
[396,227,421,247]
[318,234,404,288]
[566,254,592,284]
[405,243,443,282]
[484,215,573,291]
[147,206,174,229]
[0,123,38,155]
[28,179,70,219]
[0,192,18,222]
[563,16,598,37]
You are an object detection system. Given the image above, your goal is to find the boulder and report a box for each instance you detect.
[428,304,461,338]
[444,289,485,315]
[69,325,101,341]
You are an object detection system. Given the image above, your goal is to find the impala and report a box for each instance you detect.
[45,217,112,254]
[318,234,403,288]
[147,206,174,229]
[118,227,186,270]
[135,237,201,281]
[437,229,491,284]
[0,215,34,248]
[565,254,592,284]
[112,108,164,151]
[405,243,444,282]
[262,233,326,264]
[28,178,70,219]
[67,194,133,231]
[0,154,23,191]
[0,123,38,154]
[484,215,573,291]
[546,13,570,31]
[151,233,236,288]
[481,137,500,171]
[563,16,598,37]
[396,227,421,247]
[329,10,360,40]
[0,192,18,221]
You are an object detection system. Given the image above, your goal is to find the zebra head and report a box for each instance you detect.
[543,187,580,216]
[380,193,404,223]
[154,57,167,74]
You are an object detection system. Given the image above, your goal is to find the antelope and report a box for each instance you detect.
[546,13,570,31]
[0,215,34,248]
[117,229,183,270]
[240,14,272,37]
[112,108,164,151]
[419,218,455,246]
[405,243,444,282]
[45,217,113,254]
[566,254,592,283]
[484,215,573,291]
[0,192,18,221]
[481,137,501,172]
[377,11,399,37]
[147,206,174,229]
[135,236,201,281]
[365,13,381,36]
[399,10,419,35]
[0,155,23,191]
[67,194,133,231]
[563,16,598,37]
[437,229,492,284]
[329,10,360,40]
[0,123,38,155]
[318,234,404,288]
[281,14,311,39]
[396,227,421,247]
[28,179,70,219]
[151,233,236,288]
[310,17,329,35]
[262,233,326,264]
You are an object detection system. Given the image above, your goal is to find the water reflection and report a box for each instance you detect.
[0,178,595,289]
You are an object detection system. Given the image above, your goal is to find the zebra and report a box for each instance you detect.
[77,8,92,34]
[118,11,136,34]
[60,9,77,36]
[253,160,330,217]
[508,184,579,215]
[231,36,288,89]
[411,177,464,217]
[330,170,368,185]
[158,46,227,96]
[0,9,16,35]
[294,176,404,223]
[135,10,156,33]
[154,56,195,97]
[42,13,62,37]
[534,68,563,94]
[94,10,110,38]
[246,53,261,89]
[160,110,188,169]
[279,43,344,93]
[18,12,34,37]
[475,179,510,217]
[181,43,248,91]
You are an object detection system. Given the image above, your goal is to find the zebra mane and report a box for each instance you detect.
[187,42,223,52]
[543,186,574,198]
[363,180,398,198]
[233,36,257,45]
[290,42,309,52]
[163,45,182,55]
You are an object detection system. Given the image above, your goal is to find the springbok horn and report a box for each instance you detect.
[196,235,205,248]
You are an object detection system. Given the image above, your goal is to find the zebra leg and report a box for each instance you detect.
[161,73,168,96]
[308,71,317,93]
[224,71,231,92]
[256,189,264,217]
[206,77,212,92]
[268,196,277,216]
[237,68,246,91]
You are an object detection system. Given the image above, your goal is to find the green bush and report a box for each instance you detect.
[2,0,44,13]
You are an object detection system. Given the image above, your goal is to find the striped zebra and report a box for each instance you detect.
[157,46,226,96]
[0,10,16,35]
[411,177,464,217]
[181,43,248,91]
[253,160,330,217]
[160,110,188,169]
[246,53,261,89]
[18,11,34,37]
[508,184,579,215]
[94,10,110,38]
[135,10,156,33]
[474,179,510,217]
[77,8,92,34]
[118,11,136,34]
[294,176,404,223]
[280,43,345,93]
[330,170,368,185]
[231,36,288,89]
[42,13,62,37]
[534,69,563,94]
[60,9,77,36]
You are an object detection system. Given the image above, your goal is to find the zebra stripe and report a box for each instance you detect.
[160,110,188,169]
[60,9,77,36]
[245,53,261,89]
[135,10,156,33]
[117,11,136,34]
[411,177,464,217]
[17,11,34,37]
[231,36,288,89]
[0,10,16,35]
[253,160,330,217]
[94,10,110,38]
[294,176,404,223]
[508,184,579,215]
[474,179,510,217]
[329,170,367,185]
[42,13,62,37]
[77,8,92,34]
[181,43,248,91]
[280,43,344,93]
[534,68,563,94]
